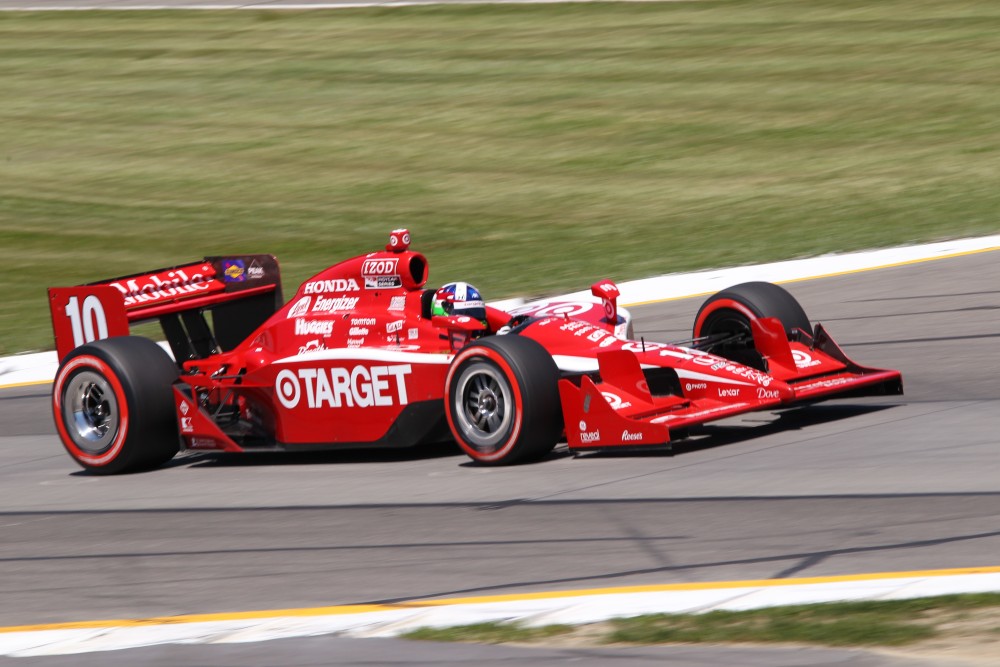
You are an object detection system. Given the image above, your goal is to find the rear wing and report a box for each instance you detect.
[48,255,282,363]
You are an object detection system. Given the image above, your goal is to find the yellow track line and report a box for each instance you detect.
[0,379,51,389]
[3,565,999,635]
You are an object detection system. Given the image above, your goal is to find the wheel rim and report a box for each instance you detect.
[62,370,120,455]
[452,361,514,453]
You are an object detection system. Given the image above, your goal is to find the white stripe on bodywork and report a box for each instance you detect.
[657,349,695,361]
[551,355,601,373]
[280,349,654,372]
[276,348,453,365]
[651,403,751,423]
[674,369,754,386]
[551,355,657,374]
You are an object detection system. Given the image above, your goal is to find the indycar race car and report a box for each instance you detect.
[48,229,903,474]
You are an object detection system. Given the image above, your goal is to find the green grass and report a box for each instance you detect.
[403,593,1000,647]
[2,1,1000,353]
[405,622,575,644]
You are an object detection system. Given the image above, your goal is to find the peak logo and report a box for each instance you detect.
[248,260,265,280]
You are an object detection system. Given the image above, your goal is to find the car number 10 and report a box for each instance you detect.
[65,295,109,347]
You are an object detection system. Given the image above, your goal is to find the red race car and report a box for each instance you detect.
[48,230,902,474]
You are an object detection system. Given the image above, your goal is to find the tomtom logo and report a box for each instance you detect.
[295,319,334,335]
[303,279,360,294]
[621,430,643,442]
[275,365,411,409]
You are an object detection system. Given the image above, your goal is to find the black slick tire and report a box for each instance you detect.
[52,336,180,474]
[445,336,562,465]
[693,281,812,369]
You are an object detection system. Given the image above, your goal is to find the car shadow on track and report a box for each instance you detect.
[172,440,466,470]
[135,403,899,473]
[572,403,901,461]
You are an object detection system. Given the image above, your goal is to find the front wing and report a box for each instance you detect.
[559,318,903,453]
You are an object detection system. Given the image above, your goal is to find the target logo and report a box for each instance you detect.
[275,365,411,409]
[511,301,596,319]
[388,229,411,250]
[601,392,632,410]
[792,350,822,369]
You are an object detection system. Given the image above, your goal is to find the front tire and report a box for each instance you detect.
[693,281,812,370]
[53,337,180,474]
[445,336,562,465]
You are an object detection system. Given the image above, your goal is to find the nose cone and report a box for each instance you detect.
[754,376,794,404]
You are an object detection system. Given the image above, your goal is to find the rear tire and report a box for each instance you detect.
[53,337,180,474]
[445,336,562,465]
[693,282,812,370]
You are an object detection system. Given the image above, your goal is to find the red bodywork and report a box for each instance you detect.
[48,234,902,458]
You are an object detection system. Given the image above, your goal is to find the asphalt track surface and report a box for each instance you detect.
[2,250,999,666]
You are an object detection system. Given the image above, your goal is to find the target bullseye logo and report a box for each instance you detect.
[514,301,594,319]
[792,350,821,369]
[276,369,301,408]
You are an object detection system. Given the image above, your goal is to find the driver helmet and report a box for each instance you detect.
[432,282,486,322]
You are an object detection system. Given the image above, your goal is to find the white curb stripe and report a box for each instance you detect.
[600,234,1000,307]
[3,570,1000,656]
[3,235,999,389]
